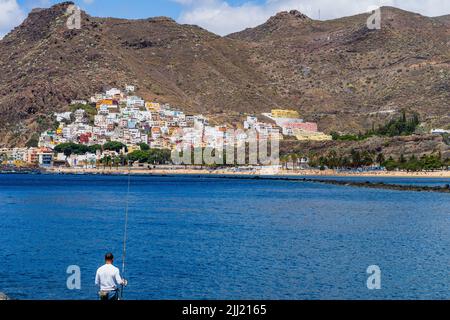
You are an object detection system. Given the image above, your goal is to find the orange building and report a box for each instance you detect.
[96,99,118,109]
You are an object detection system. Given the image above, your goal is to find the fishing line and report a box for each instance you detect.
[121,161,131,299]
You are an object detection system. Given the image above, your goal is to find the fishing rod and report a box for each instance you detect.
[120,160,131,300]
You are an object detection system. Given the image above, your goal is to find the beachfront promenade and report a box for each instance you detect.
[45,166,450,178]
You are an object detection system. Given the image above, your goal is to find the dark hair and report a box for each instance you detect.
[105,253,114,261]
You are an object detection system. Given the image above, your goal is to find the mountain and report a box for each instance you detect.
[0,2,286,146]
[229,7,450,134]
[0,2,449,148]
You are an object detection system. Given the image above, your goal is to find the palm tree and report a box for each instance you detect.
[290,154,299,170]
[103,156,112,169]
[113,156,121,169]
[280,155,290,169]
[376,153,385,166]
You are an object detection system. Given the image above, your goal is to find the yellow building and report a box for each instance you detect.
[14,160,28,167]
[127,145,139,153]
[145,102,161,111]
[271,109,300,119]
[168,127,179,135]
[294,130,333,141]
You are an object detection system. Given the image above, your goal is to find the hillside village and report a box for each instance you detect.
[0,85,331,168]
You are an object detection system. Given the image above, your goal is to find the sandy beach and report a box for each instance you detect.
[45,166,450,178]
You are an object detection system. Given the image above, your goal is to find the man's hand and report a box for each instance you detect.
[122,279,128,287]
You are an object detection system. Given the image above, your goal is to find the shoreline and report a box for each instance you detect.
[42,167,450,178]
[3,167,448,194]
[44,167,450,194]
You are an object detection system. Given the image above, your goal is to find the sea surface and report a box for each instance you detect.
[0,174,449,300]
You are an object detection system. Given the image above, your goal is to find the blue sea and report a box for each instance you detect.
[0,174,449,300]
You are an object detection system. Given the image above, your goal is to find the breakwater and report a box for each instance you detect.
[193,175,450,194]
[299,177,450,193]
[0,165,41,174]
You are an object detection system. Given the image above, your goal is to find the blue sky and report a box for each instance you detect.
[16,0,267,20]
[2,0,450,38]
[17,0,185,19]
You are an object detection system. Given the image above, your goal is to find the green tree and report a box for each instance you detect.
[26,134,39,148]
[350,149,362,167]
[383,156,398,171]
[88,144,102,153]
[103,141,127,153]
[139,143,150,151]
[332,111,420,141]
[54,143,90,157]
[376,153,385,165]
[126,149,171,165]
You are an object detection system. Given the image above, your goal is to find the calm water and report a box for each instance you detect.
[0,174,449,300]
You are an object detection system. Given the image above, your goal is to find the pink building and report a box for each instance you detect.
[282,122,318,135]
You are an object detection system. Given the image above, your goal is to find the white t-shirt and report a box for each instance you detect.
[95,264,123,292]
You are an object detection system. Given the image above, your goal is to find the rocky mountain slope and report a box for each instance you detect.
[0,2,449,147]
[0,2,285,146]
[229,8,450,133]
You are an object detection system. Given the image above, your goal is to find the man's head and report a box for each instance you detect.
[105,253,114,264]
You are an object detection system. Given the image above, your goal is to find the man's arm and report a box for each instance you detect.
[115,269,125,286]
[95,270,100,286]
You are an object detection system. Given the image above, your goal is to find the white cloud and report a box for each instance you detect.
[2,0,450,39]
[0,0,26,38]
[174,0,450,36]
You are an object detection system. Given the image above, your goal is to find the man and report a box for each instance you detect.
[95,253,127,300]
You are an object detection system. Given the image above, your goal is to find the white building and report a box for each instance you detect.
[70,100,87,105]
[74,109,87,123]
[431,129,450,134]
[11,148,28,162]
[106,88,122,98]
[125,85,135,93]
[54,112,72,122]
[244,116,258,129]
[38,152,53,168]
[126,96,145,108]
